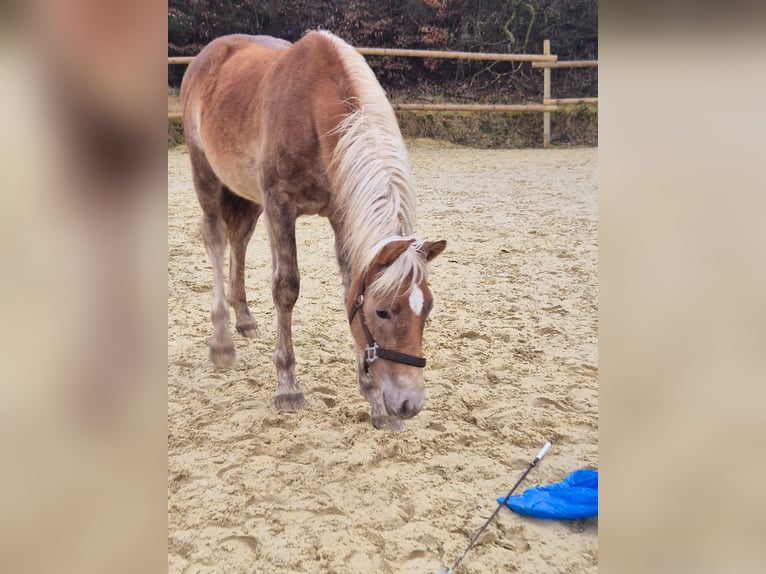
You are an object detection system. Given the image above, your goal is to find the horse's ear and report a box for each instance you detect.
[422,240,446,262]
[373,239,414,268]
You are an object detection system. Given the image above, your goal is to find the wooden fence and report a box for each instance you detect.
[168,41,597,147]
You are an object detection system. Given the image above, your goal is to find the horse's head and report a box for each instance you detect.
[347,238,446,429]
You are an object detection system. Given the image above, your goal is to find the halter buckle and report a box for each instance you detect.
[364,342,379,363]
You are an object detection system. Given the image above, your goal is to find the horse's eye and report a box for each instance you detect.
[376,309,390,319]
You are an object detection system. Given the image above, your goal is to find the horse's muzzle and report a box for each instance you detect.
[383,384,426,419]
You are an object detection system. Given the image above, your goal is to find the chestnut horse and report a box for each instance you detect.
[181,31,446,431]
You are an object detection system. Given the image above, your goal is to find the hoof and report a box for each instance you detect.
[371,414,405,432]
[210,343,235,369]
[236,324,260,339]
[274,393,305,412]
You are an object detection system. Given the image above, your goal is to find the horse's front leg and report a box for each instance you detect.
[265,205,305,412]
[357,359,404,432]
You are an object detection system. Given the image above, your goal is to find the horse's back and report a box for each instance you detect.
[181,31,354,149]
[181,32,357,212]
[181,34,290,89]
[181,35,293,202]
[181,34,290,140]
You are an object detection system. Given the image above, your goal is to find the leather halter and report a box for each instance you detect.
[347,278,427,374]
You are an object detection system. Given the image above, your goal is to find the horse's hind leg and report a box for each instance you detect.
[221,188,262,338]
[189,149,235,368]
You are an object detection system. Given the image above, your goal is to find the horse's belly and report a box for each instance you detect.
[207,152,264,205]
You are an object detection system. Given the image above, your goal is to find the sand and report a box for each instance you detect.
[168,141,598,573]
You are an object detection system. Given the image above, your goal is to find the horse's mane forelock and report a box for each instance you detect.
[321,31,426,298]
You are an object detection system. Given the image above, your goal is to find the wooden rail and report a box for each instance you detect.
[168,40,597,146]
[168,48,558,66]
[544,97,598,106]
[169,103,557,120]
[532,60,598,69]
[357,47,556,62]
[539,47,598,146]
[394,103,557,112]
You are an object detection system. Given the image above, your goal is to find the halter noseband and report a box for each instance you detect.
[347,278,427,374]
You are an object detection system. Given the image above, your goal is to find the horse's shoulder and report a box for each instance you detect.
[288,31,351,74]
[297,31,347,54]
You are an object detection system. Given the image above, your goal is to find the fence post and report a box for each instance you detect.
[543,39,551,148]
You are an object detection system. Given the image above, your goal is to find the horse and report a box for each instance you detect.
[180,30,446,431]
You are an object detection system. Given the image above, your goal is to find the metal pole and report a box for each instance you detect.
[439,440,553,574]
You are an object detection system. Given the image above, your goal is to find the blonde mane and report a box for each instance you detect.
[320,31,427,298]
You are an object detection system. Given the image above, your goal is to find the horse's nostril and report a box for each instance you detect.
[400,400,410,418]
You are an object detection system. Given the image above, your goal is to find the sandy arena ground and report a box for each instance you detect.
[168,141,598,573]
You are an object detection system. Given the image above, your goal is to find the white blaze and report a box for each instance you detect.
[409,285,424,315]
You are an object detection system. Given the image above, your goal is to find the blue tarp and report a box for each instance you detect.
[498,469,598,520]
